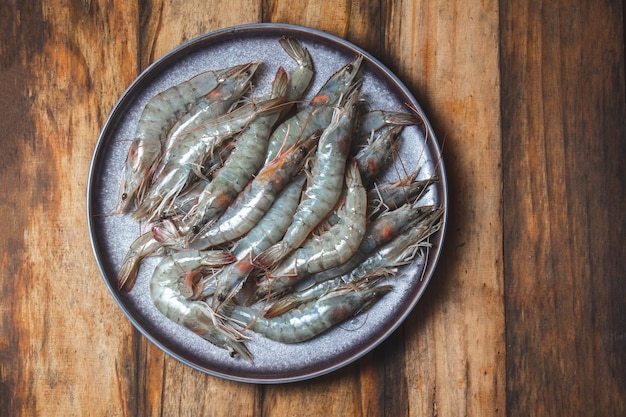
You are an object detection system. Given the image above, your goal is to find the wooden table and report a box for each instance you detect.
[1,0,624,415]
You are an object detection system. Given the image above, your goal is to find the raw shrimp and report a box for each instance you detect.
[263,55,363,164]
[226,280,392,343]
[189,131,320,249]
[368,169,438,217]
[278,37,315,109]
[117,217,234,292]
[186,62,300,234]
[357,109,422,138]
[116,63,255,213]
[304,203,438,284]
[252,159,366,300]
[265,206,443,317]
[134,94,287,222]
[254,89,360,269]
[150,250,252,361]
[157,62,259,168]
[205,175,307,309]
[355,125,404,186]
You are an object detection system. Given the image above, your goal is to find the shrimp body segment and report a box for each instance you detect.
[150,250,250,361]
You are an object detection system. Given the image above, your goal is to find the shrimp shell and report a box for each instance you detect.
[134,95,287,222]
[263,55,363,164]
[186,67,290,233]
[265,206,443,317]
[188,131,319,249]
[206,175,307,309]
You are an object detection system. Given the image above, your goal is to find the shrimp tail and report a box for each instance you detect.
[279,36,312,68]
[252,242,287,270]
[117,231,166,292]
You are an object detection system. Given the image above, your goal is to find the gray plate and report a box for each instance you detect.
[87,23,447,383]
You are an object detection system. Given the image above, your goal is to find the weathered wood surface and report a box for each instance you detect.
[0,0,623,416]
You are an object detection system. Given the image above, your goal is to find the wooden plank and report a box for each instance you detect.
[138,0,261,69]
[500,0,626,415]
[382,1,506,416]
[0,1,140,416]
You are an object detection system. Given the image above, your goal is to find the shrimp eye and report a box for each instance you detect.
[192,225,200,234]
[121,193,128,200]
[346,64,354,73]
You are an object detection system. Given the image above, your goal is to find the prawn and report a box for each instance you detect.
[303,203,438,284]
[134,93,287,222]
[225,280,392,344]
[116,63,256,213]
[150,250,252,361]
[355,125,404,186]
[252,159,366,300]
[368,169,438,217]
[188,131,320,249]
[263,55,363,164]
[254,89,360,269]
[265,206,443,317]
[186,37,312,234]
[157,62,259,169]
[117,217,234,291]
[205,175,307,309]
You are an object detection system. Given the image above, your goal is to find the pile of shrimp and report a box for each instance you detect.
[114,37,444,362]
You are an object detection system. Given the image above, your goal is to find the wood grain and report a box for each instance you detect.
[501,0,626,415]
[0,0,624,416]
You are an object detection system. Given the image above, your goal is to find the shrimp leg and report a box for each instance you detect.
[252,159,366,300]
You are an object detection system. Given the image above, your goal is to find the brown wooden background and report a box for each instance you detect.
[1,0,625,415]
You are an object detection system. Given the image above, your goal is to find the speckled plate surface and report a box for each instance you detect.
[87,23,447,383]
